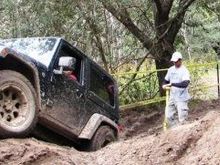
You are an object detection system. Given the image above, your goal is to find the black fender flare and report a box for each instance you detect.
[78,113,118,140]
[0,46,41,111]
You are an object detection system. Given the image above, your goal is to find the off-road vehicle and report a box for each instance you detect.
[0,37,119,151]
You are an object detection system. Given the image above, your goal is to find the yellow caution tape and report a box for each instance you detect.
[120,96,166,110]
[112,61,219,77]
[119,83,220,110]
[117,61,220,110]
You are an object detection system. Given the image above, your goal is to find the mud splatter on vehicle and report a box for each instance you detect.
[0,37,119,151]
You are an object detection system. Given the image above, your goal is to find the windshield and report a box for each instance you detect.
[0,37,60,67]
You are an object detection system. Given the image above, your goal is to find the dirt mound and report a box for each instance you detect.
[1,109,220,165]
[120,99,220,140]
[0,138,87,165]
[119,104,164,139]
[92,110,220,165]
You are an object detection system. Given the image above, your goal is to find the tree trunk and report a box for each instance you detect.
[99,0,195,95]
[151,41,174,95]
[155,54,172,96]
[213,42,220,59]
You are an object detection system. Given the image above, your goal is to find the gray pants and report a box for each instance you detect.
[165,99,189,127]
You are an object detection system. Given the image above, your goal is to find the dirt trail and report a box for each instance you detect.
[1,100,220,165]
[87,111,220,165]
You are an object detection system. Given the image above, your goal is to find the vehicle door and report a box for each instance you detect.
[84,63,117,121]
[45,42,86,135]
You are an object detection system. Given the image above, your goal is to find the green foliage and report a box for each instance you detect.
[175,1,220,60]
[0,0,219,71]
[117,60,219,105]
[117,72,159,105]
[188,62,217,100]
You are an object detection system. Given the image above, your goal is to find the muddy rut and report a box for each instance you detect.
[1,100,220,165]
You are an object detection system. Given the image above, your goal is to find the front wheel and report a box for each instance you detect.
[89,125,116,151]
[0,70,38,138]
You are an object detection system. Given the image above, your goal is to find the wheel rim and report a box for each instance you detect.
[0,85,28,127]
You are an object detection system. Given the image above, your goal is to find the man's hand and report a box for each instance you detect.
[162,83,171,90]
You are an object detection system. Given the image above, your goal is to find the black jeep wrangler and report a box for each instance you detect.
[0,37,119,151]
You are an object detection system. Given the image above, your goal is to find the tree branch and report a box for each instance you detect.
[119,45,155,95]
[154,0,162,13]
[166,0,196,43]
[99,0,153,50]
[76,1,109,72]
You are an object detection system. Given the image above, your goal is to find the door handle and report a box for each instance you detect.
[75,89,84,98]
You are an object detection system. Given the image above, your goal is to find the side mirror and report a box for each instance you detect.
[53,56,75,74]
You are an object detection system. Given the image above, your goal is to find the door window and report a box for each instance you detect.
[54,43,82,84]
[90,66,115,106]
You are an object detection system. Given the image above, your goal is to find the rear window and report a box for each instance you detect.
[90,66,115,106]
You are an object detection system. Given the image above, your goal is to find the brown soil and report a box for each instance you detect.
[119,99,220,139]
[1,99,220,165]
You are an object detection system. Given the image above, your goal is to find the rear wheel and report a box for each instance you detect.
[89,125,116,151]
[0,70,38,138]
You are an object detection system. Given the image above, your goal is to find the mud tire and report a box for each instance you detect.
[0,70,38,138]
[89,125,116,151]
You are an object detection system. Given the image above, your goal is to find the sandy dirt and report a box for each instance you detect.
[1,99,220,165]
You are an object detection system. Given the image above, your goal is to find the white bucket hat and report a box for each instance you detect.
[170,52,182,62]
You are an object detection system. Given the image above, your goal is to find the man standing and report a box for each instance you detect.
[162,52,190,127]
